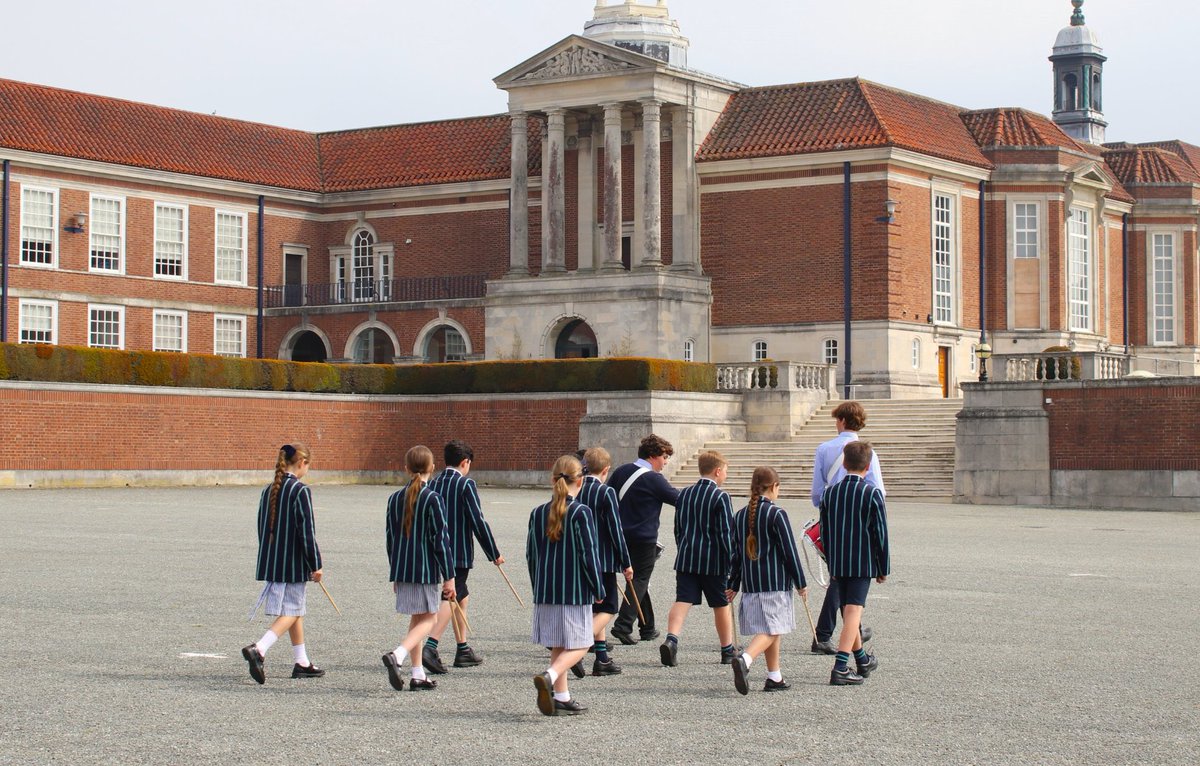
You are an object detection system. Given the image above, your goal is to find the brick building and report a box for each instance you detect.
[1,0,1196,398]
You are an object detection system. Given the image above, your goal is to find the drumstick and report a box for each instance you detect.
[800,589,817,642]
[496,564,525,607]
[317,580,342,616]
[449,596,473,636]
[624,581,646,625]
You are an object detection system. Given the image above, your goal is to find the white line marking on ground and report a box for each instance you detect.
[179,652,228,659]
[1067,573,1108,578]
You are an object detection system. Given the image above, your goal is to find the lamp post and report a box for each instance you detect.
[975,342,992,383]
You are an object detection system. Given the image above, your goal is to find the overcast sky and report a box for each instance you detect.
[1,1,1193,145]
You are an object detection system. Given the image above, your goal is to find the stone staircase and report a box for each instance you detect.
[674,399,961,502]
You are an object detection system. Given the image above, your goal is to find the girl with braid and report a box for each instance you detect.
[382,445,456,692]
[526,455,603,716]
[726,466,808,695]
[242,443,324,685]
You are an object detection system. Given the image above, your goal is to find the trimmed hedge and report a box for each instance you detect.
[0,343,716,395]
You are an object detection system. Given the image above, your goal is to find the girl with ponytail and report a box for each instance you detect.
[242,442,324,686]
[381,445,456,692]
[725,466,808,696]
[526,455,603,716]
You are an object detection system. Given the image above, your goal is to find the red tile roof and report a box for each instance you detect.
[1103,145,1200,185]
[1139,140,1200,175]
[697,78,992,169]
[961,108,1084,151]
[0,78,323,191]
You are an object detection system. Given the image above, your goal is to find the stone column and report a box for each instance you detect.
[640,98,663,268]
[541,108,566,273]
[508,111,529,276]
[601,102,624,271]
[672,105,699,272]
[576,117,596,272]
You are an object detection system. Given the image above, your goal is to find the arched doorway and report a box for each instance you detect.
[351,327,396,364]
[423,325,468,363]
[555,319,598,359]
[290,330,327,363]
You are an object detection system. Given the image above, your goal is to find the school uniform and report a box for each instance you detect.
[672,477,735,607]
[427,467,501,600]
[386,480,455,614]
[729,498,806,636]
[526,497,603,649]
[576,475,631,615]
[607,460,679,638]
[250,474,322,618]
[818,474,890,608]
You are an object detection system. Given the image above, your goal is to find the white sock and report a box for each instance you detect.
[255,630,278,656]
[292,643,309,667]
[741,652,753,668]
[553,691,570,702]
[546,667,559,685]
[392,646,409,666]
[766,669,782,682]
[411,665,427,681]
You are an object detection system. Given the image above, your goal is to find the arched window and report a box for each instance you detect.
[352,327,394,364]
[1091,72,1102,111]
[352,230,375,302]
[823,338,838,365]
[555,319,598,359]
[753,340,768,362]
[683,338,695,362]
[291,330,327,363]
[424,325,468,363]
[911,338,921,369]
[1063,73,1079,111]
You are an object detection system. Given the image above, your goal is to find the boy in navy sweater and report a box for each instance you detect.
[660,450,738,667]
[819,440,890,686]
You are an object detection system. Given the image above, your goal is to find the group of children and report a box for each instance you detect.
[240,430,891,716]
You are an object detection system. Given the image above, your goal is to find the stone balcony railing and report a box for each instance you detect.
[265,275,488,309]
[716,361,837,441]
[716,361,837,393]
[992,351,1129,382]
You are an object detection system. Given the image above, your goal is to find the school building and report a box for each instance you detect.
[2,0,1197,400]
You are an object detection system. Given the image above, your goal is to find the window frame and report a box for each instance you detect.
[752,340,768,362]
[1150,231,1178,346]
[683,338,695,363]
[152,309,189,353]
[214,210,248,286]
[930,188,959,326]
[1012,201,1041,259]
[911,337,921,369]
[1067,206,1093,332]
[18,298,58,344]
[153,202,189,281]
[822,338,838,366]
[19,185,59,269]
[213,314,247,357]
[87,303,126,350]
[88,194,126,274]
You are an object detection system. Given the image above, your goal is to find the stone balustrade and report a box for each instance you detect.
[716,361,836,394]
[993,351,1129,382]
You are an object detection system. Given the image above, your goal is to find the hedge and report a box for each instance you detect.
[0,343,717,395]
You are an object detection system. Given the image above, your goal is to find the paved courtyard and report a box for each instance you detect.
[2,485,1197,765]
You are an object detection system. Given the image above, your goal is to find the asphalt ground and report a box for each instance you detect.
[1,485,1197,765]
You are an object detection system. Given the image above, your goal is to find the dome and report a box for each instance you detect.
[583,1,689,67]
[1053,24,1102,55]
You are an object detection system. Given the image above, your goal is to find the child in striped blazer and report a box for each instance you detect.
[727,466,808,695]
[819,440,890,686]
[660,450,738,667]
[527,454,603,716]
[242,443,324,685]
[423,440,504,674]
[382,445,457,692]
[578,447,633,676]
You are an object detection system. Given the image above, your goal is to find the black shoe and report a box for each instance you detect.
[763,678,791,692]
[570,660,586,679]
[381,653,405,691]
[408,677,437,691]
[720,646,739,665]
[732,656,749,696]
[533,672,556,716]
[592,658,622,676]
[861,625,874,643]
[422,645,447,675]
[659,641,678,667]
[639,629,661,641]
[291,663,325,679]
[454,646,483,668]
[241,645,265,685]
[811,638,838,655]
[856,653,880,678]
[611,628,638,645]
[830,667,865,686]
[554,698,588,715]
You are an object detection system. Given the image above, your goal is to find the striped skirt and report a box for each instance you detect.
[248,581,307,620]
[394,582,442,615]
[530,604,593,649]
[738,590,795,636]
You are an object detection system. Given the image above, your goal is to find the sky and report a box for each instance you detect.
[1,0,1194,145]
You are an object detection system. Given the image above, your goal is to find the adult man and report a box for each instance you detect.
[810,401,884,654]
[607,434,679,645]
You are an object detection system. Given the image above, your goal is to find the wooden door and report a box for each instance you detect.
[938,347,950,398]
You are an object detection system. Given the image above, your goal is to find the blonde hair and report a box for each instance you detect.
[582,447,611,476]
[697,450,727,476]
[404,445,435,536]
[269,442,310,536]
[548,454,582,542]
[746,466,779,561]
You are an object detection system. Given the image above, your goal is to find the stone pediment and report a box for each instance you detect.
[516,45,639,82]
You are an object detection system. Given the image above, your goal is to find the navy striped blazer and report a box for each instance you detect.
[525,498,603,606]
[386,481,455,585]
[255,474,322,583]
[428,468,501,570]
[577,476,630,574]
[819,474,890,579]
[729,498,806,594]
[673,478,735,577]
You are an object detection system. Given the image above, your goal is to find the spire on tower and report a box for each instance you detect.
[1071,0,1085,27]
